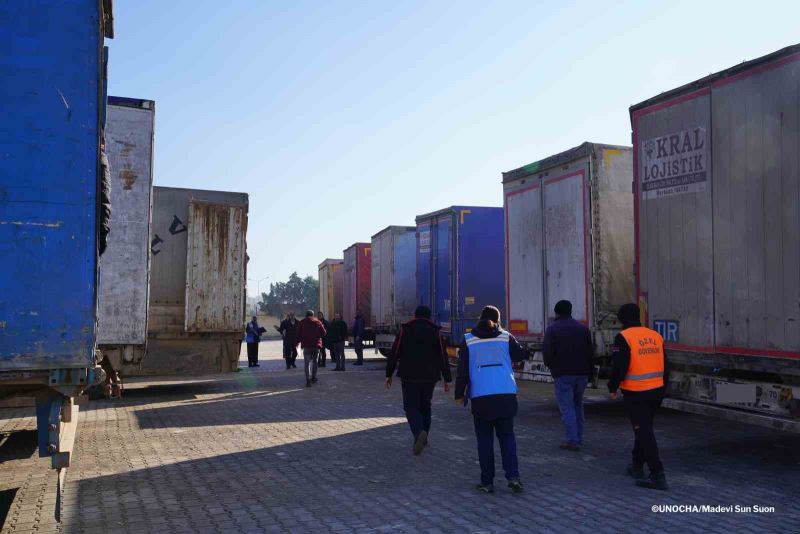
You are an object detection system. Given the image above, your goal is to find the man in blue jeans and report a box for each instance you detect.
[455,306,526,494]
[543,300,594,451]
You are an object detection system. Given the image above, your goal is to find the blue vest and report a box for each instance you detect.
[466,330,517,399]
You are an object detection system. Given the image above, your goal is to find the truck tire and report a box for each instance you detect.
[378,348,391,357]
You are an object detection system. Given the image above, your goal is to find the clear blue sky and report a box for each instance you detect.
[107,0,799,296]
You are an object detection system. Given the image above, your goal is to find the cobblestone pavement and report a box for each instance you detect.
[2,340,799,533]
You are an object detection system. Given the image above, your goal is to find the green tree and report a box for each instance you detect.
[259,272,319,317]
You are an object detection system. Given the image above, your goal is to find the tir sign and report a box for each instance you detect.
[653,320,679,343]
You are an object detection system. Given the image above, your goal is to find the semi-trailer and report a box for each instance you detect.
[343,243,373,344]
[97,96,155,385]
[371,226,417,356]
[0,0,114,499]
[415,206,505,353]
[142,186,249,374]
[630,44,800,431]
[319,258,344,320]
[502,143,634,382]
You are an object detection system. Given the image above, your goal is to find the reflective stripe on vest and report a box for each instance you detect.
[466,330,517,399]
[620,326,665,392]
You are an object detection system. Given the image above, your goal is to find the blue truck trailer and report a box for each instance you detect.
[0,0,114,483]
[415,206,506,352]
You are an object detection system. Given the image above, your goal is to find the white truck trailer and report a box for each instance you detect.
[630,44,800,431]
[503,142,634,382]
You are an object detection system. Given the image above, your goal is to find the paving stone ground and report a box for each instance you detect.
[2,340,799,533]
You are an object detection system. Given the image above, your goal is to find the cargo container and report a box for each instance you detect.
[97,96,155,375]
[0,0,113,477]
[343,243,372,342]
[630,44,800,432]
[142,186,248,375]
[371,226,417,355]
[502,143,634,382]
[319,258,344,320]
[416,206,505,349]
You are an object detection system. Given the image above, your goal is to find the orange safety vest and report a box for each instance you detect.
[620,326,665,392]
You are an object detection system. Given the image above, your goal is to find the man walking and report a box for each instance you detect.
[244,315,266,368]
[455,306,526,494]
[385,306,452,455]
[318,311,331,368]
[608,303,669,491]
[276,312,300,370]
[295,310,327,387]
[352,310,365,366]
[329,312,348,371]
[542,300,594,451]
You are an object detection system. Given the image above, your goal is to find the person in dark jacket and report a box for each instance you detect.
[608,303,670,491]
[352,311,366,365]
[455,306,526,494]
[542,300,594,450]
[317,312,331,367]
[98,143,111,256]
[385,306,452,455]
[276,312,300,369]
[295,310,327,387]
[244,315,266,367]
[329,313,348,371]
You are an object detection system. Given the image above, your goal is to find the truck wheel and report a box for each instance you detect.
[378,348,391,357]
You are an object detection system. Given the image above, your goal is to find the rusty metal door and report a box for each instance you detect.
[184,201,247,332]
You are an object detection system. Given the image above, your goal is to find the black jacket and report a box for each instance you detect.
[278,318,299,344]
[607,323,669,400]
[320,318,331,347]
[386,318,452,383]
[328,319,348,344]
[542,316,594,377]
[454,321,526,420]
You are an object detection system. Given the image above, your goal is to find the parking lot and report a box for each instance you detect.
[1,340,798,533]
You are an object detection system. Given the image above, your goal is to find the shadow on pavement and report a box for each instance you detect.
[0,430,37,463]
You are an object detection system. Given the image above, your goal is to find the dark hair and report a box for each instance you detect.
[617,303,641,326]
[479,305,501,324]
[414,305,432,319]
[554,300,572,316]
[305,310,314,318]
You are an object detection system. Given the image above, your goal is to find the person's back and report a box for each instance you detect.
[542,315,593,377]
[385,306,452,455]
[542,300,594,450]
[297,316,325,348]
[388,318,450,383]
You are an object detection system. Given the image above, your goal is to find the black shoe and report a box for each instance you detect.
[253,363,260,367]
[475,484,494,494]
[627,464,645,479]
[413,431,428,456]
[507,479,524,494]
[306,380,312,387]
[311,377,318,383]
[636,471,669,491]
[559,442,580,451]
[353,362,363,366]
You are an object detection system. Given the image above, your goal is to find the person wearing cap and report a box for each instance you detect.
[455,305,526,494]
[385,305,452,455]
[608,303,670,491]
[542,300,595,450]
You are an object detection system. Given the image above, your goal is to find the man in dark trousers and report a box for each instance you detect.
[329,312,348,371]
[295,310,327,387]
[542,300,594,450]
[244,315,266,368]
[352,310,366,366]
[608,303,669,491]
[317,311,331,368]
[385,306,452,455]
[455,306,526,494]
[276,312,299,370]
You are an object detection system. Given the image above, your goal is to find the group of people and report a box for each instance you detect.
[385,300,669,494]
[244,309,368,387]
[248,298,669,494]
